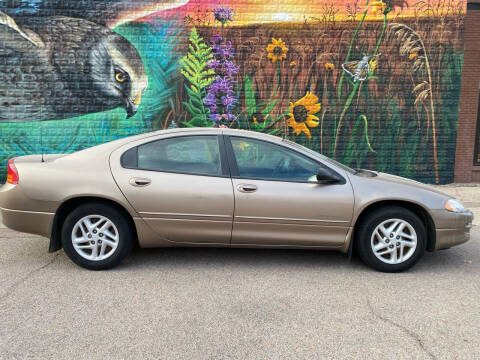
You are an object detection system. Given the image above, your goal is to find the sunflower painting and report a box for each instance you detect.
[287,92,321,139]
[369,1,387,14]
[325,62,335,70]
[266,38,289,63]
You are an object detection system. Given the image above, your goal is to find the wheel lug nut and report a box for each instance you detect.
[88,234,92,238]
[98,240,102,244]
[90,241,95,245]
[93,230,97,234]
[99,233,103,237]
[390,234,394,238]
[389,245,394,249]
[385,239,390,244]
[396,236,400,239]
[396,242,400,246]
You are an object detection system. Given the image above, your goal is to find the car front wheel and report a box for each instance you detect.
[356,206,426,272]
[61,203,134,270]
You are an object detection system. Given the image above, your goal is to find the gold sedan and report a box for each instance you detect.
[0,128,473,271]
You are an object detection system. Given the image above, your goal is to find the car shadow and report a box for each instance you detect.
[119,243,478,274]
[124,246,355,271]
[3,229,475,274]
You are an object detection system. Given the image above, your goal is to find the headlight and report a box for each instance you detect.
[445,199,466,213]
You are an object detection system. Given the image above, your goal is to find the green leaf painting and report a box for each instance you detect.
[180,27,215,127]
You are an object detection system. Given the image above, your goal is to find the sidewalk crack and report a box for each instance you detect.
[0,252,61,302]
[366,297,437,360]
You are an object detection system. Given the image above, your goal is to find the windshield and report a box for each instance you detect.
[282,139,357,174]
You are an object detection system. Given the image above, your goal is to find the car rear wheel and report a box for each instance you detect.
[356,206,426,272]
[61,203,133,270]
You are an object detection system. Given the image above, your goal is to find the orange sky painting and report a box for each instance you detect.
[140,0,465,24]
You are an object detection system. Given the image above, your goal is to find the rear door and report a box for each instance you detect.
[110,132,234,245]
[224,135,354,247]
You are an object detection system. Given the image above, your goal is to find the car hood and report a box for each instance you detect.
[372,171,451,198]
[344,170,454,211]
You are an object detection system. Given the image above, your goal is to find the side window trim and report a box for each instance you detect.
[222,134,239,177]
[218,134,232,177]
[121,134,229,178]
[223,135,345,184]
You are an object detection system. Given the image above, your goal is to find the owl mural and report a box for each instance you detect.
[0,0,187,122]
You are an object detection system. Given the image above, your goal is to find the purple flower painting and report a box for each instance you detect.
[203,8,239,127]
[213,6,235,24]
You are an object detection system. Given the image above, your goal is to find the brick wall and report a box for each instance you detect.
[0,0,471,184]
[455,1,480,182]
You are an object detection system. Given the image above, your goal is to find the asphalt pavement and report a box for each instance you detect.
[1,185,479,359]
[0,228,479,359]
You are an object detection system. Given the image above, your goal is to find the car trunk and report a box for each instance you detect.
[13,154,68,164]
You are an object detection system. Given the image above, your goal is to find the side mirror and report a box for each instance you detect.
[316,168,341,184]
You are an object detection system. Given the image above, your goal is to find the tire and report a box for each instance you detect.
[356,206,426,272]
[61,202,134,270]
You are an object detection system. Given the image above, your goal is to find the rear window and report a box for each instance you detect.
[122,135,222,177]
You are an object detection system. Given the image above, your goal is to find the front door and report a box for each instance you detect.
[225,135,354,247]
[111,134,234,245]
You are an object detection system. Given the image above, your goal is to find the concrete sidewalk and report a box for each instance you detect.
[1,184,479,228]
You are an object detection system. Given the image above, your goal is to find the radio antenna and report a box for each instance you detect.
[40,123,45,163]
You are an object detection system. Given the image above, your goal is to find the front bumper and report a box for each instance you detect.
[432,209,473,250]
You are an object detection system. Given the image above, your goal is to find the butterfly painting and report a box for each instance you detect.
[342,54,380,82]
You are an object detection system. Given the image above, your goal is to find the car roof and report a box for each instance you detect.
[125,127,285,144]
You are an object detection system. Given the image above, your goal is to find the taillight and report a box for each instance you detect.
[7,158,19,185]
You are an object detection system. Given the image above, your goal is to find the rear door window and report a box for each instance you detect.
[135,135,222,176]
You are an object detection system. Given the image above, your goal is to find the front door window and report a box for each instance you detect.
[229,137,321,182]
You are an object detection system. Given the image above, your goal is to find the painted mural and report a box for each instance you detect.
[0,0,467,183]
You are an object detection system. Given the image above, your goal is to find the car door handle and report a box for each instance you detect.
[237,184,258,193]
[129,177,151,187]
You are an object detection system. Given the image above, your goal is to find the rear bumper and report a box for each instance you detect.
[0,183,55,237]
[0,206,54,237]
[432,210,473,250]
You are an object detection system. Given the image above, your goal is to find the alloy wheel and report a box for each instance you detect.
[370,218,418,265]
[71,215,119,261]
